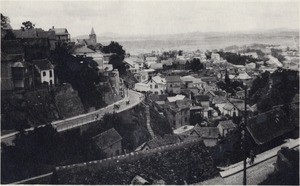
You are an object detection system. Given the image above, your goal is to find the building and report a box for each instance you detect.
[165,95,191,129]
[217,120,236,137]
[32,59,55,86]
[77,28,102,51]
[134,75,166,95]
[223,102,240,117]
[134,69,156,83]
[1,40,34,90]
[190,124,220,147]
[165,76,182,94]
[180,75,206,90]
[49,27,70,43]
[211,53,221,61]
[194,95,214,118]
[92,128,122,157]
[124,57,140,73]
[247,107,294,145]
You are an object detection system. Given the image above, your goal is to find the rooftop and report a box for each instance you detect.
[32,59,54,71]
[218,120,236,129]
[192,124,220,139]
[165,76,182,83]
[173,125,194,135]
[167,95,185,102]
[50,28,69,35]
[247,107,294,145]
[92,128,122,150]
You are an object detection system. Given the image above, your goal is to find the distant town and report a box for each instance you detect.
[1,11,299,185]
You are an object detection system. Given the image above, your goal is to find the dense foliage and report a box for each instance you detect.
[218,51,259,65]
[1,125,102,183]
[249,69,299,112]
[271,48,285,62]
[21,21,35,30]
[102,41,127,75]
[53,46,107,110]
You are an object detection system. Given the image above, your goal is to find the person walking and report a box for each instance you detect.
[249,150,256,165]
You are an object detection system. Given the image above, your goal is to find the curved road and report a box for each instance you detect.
[1,89,144,145]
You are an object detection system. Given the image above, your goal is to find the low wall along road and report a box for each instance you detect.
[1,90,145,144]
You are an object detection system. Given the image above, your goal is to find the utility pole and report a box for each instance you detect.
[243,84,248,185]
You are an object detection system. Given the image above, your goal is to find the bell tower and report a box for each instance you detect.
[89,27,97,43]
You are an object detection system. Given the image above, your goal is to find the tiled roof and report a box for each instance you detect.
[247,108,294,145]
[165,76,182,83]
[13,29,37,38]
[195,95,210,102]
[192,126,220,139]
[50,28,69,35]
[151,75,166,84]
[13,28,55,39]
[92,128,122,150]
[167,95,185,102]
[71,45,95,55]
[218,120,236,129]
[32,59,54,71]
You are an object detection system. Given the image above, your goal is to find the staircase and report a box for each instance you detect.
[143,101,155,139]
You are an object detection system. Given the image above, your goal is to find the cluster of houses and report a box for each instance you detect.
[1,19,125,103]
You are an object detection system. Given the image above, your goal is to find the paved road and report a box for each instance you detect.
[198,157,276,185]
[1,90,144,145]
[198,138,299,185]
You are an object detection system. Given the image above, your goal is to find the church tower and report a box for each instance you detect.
[89,27,97,44]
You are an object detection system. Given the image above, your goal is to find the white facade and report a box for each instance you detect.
[41,69,55,85]
[211,53,221,61]
[134,75,166,95]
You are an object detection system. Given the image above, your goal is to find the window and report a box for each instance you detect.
[50,80,53,86]
[170,84,173,88]
[155,91,158,94]
[49,70,53,78]
[42,71,46,77]
[173,121,176,126]
[150,85,152,89]
[155,85,158,89]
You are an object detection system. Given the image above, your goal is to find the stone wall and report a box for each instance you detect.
[54,139,218,184]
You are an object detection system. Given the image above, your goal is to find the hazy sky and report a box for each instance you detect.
[1,0,299,37]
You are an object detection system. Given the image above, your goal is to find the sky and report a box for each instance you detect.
[1,0,299,37]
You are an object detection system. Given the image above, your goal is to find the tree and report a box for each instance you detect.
[190,58,203,72]
[224,70,231,86]
[1,13,9,28]
[102,41,126,75]
[21,21,35,30]
[178,50,183,56]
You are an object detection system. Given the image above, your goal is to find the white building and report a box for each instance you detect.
[124,57,140,73]
[134,75,166,95]
[211,53,221,61]
[32,59,55,86]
